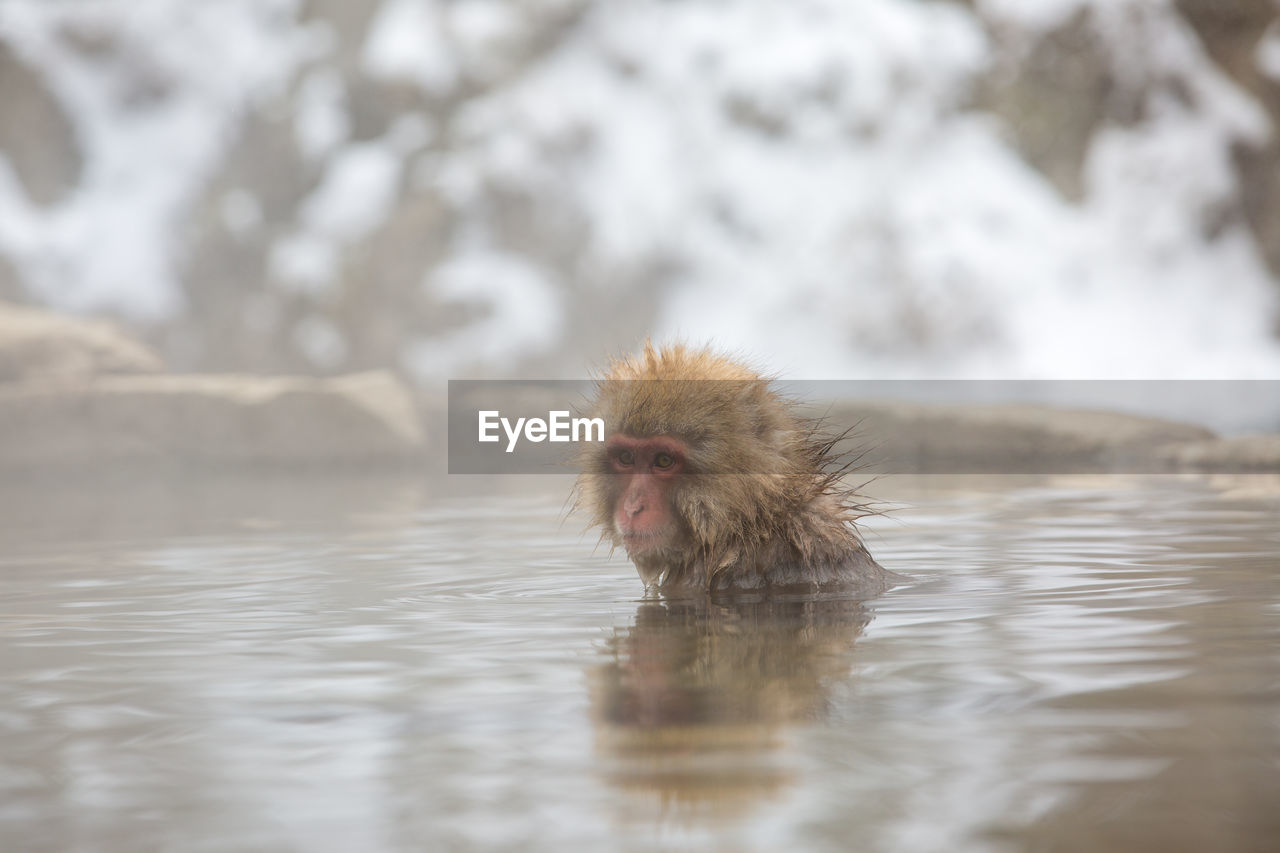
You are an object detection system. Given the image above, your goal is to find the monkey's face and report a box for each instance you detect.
[604,434,690,560]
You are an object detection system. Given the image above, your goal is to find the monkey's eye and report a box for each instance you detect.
[653,452,675,470]
[615,449,635,467]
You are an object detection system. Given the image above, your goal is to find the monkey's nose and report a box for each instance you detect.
[624,500,645,517]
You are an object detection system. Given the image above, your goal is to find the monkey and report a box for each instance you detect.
[575,342,901,597]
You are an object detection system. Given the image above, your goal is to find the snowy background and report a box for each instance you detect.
[2,0,1280,389]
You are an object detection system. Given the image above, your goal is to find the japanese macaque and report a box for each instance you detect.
[576,343,899,596]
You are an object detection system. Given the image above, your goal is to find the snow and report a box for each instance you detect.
[294,69,351,162]
[299,142,403,243]
[1257,20,1280,82]
[0,0,321,319]
[406,249,564,378]
[975,0,1090,34]
[441,0,1280,380]
[293,313,349,369]
[447,0,527,80]
[0,0,1278,388]
[269,120,424,292]
[362,0,457,94]
[220,188,264,238]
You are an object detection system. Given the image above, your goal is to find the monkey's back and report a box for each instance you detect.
[673,508,903,599]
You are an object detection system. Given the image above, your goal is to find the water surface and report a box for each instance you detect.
[1,474,1277,852]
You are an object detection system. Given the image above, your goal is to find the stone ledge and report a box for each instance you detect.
[0,300,163,383]
[0,371,426,470]
[1157,435,1280,473]
[823,400,1270,474]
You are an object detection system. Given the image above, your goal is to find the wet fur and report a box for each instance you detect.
[575,342,900,597]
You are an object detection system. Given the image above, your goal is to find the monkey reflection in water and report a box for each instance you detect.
[590,596,873,818]
[577,343,900,816]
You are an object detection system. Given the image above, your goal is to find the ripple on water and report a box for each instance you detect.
[1,479,1278,851]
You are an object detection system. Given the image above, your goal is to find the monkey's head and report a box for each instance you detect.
[575,342,824,589]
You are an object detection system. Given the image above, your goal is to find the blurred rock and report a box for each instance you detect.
[1232,140,1280,281]
[1159,434,1280,472]
[975,9,1123,202]
[0,255,24,304]
[1175,0,1280,278]
[0,42,82,206]
[0,370,425,471]
[826,400,1215,474]
[0,300,425,470]
[1176,0,1278,102]
[0,300,164,384]
[974,0,1280,284]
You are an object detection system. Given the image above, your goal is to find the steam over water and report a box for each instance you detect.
[2,475,1277,851]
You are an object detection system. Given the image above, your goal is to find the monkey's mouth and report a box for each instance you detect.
[619,530,667,554]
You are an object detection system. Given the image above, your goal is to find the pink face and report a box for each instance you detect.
[606,434,689,555]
